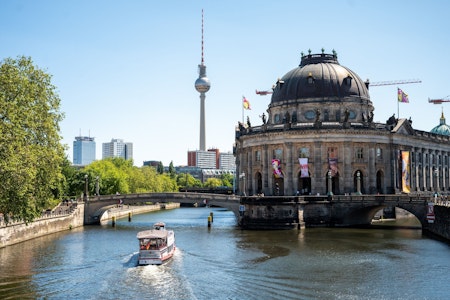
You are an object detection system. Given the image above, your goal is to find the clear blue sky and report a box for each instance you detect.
[1,0,449,166]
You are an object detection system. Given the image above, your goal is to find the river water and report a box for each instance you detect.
[1,207,450,300]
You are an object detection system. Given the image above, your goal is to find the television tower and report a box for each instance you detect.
[194,9,211,151]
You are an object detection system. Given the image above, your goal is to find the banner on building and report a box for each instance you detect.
[272,159,283,178]
[328,158,338,176]
[299,158,309,178]
[401,151,411,193]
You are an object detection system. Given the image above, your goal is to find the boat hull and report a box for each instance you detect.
[138,245,176,265]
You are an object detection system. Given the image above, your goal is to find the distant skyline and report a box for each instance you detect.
[1,0,450,166]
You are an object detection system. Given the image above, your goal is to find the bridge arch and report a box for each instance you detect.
[83,193,240,225]
[335,200,428,228]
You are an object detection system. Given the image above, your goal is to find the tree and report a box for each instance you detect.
[157,161,164,174]
[220,173,234,187]
[168,161,176,178]
[203,178,222,188]
[0,56,65,223]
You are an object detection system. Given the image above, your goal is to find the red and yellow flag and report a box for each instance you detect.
[243,96,251,110]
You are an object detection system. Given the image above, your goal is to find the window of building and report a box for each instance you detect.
[328,147,337,159]
[355,148,364,159]
[255,150,261,162]
[273,148,283,160]
[344,75,352,86]
[299,147,309,158]
[307,72,314,85]
[376,148,383,159]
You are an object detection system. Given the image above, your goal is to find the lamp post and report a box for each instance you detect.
[84,174,88,202]
[356,171,362,195]
[239,172,246,196]
[327,170,333,196]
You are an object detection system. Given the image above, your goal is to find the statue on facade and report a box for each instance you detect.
[247,116,251,128]
[285,111,291,124]
[387,113,396,125]
[315,109,321,122]
[343,109,350,122]
[261,113,266,125]
[368,111,374,123]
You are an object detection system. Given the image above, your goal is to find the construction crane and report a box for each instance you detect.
[428,95,450,104]
[368,79,421,87]
[255,89,273,95]
[255,79,422,95]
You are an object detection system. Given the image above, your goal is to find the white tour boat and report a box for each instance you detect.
[137,222,176,265]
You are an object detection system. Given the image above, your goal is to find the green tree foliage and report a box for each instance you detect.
[220,173,234,187]
[157,161,164,174]
[203,178,223,188]
[176,173,202,188]
[168,161,176,178]
[83,158,178,196]
[0,56,65,223]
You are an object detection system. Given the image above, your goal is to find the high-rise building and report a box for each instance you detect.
[219,152,236,170]
[102,138,133,160]
[188,150,217,169]
[73,136,96,166]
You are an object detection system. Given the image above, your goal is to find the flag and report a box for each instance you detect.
[243,96,251,110]
[398,88,409,103]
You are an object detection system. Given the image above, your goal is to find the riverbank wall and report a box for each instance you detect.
[0,203,180,248]
[0,203,85,248]
[425,205,450,241]
[100,203,180,222]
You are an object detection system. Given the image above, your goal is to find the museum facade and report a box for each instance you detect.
[235,51,450,196]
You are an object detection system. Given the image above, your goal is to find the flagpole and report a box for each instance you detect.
[397,87,400,119]
[242,96,244,123]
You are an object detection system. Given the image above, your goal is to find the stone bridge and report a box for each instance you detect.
[84,192,433,229]
[83,192,240,225]
[240,194,433,229]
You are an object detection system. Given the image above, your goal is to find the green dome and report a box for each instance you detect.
[430,111,450,136]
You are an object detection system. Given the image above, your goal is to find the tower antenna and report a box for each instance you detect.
[194,9,211,151]
[201,9,204,65]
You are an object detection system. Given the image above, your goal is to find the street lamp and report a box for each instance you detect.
[327,170,333,196]
[84,174,88,202]
[239,172,246,196]
[356,171,362,195]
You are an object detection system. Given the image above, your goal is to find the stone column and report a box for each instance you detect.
[368,144,375,193]
[247,149,253,195]
[263,145,270,195]
[285,142,293,195]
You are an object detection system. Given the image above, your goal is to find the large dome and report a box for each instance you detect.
[271,52,369,103]
[431,112,450,136]
[267,51,373,124]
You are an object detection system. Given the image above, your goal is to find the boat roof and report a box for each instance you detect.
[137,229,168,239]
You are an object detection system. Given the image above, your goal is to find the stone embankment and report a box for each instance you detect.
[0,202,179,248]
[0,202,84,248]
[100,203,180,222]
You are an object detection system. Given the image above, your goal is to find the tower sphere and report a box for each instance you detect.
[195,77,211,93]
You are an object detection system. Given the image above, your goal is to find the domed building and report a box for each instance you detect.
[430,111,450,136]
[235,50,450,196]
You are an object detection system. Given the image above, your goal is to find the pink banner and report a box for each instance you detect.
[299,158,309,178]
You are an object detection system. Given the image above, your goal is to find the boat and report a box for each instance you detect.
[137,222,176,265]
